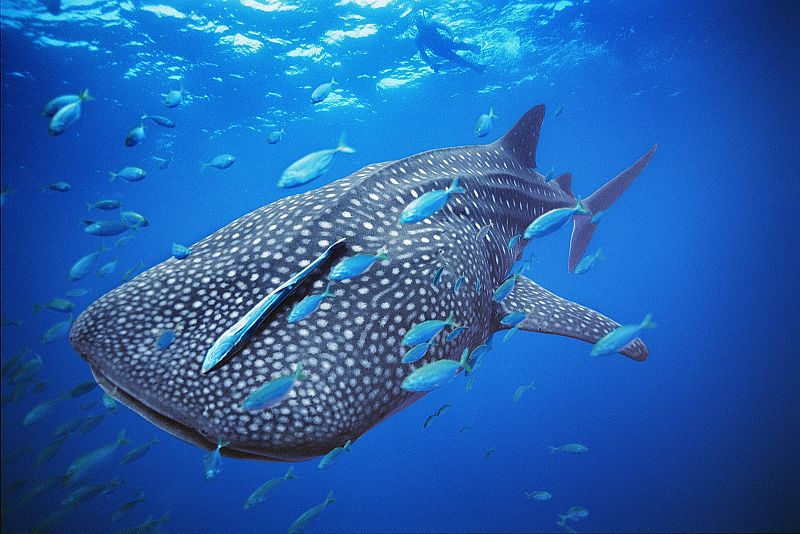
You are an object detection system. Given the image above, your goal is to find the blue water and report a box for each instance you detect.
[2,1,799,533]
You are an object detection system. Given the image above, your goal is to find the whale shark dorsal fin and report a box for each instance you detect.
[495,103,545,169]
[494,275,648,361]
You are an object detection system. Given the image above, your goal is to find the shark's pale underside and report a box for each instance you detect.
[70,104,656,461]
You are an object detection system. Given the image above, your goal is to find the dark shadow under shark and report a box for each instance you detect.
[70,103,656,461]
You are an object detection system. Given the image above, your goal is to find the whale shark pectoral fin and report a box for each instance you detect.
[495,103,544,169]
[495,275,648,361]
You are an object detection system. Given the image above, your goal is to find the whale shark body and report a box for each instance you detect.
[70,104,656,461]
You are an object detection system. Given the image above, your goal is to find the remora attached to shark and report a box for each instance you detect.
[70,104,656,462]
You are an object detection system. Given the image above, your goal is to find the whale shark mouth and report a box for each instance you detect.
[83,358,304,462]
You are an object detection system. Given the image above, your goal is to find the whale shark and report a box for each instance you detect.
[69,104,656,462]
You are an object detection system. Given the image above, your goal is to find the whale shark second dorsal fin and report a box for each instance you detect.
[493,274,648,361]
[495,103,544,169]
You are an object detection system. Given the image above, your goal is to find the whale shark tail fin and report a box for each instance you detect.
[496,104,544,169]
[568,145,657,272]
[495,275,648,361]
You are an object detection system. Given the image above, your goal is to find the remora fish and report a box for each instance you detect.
[70,104,656,462]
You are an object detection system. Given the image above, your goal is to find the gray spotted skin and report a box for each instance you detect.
[70,104,651,461]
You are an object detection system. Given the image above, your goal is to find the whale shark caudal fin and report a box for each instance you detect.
[495,103,544,169]
[568,145,658,272]
[494,275,648,361]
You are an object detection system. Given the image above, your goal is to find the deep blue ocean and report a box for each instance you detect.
[2,1,799,533]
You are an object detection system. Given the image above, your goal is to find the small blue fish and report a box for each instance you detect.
[401,349,472,392]
[398,177,466,224]
[329,248,389,281]
[554,106,565,117]
[558,506,589,527]
[549,443,589,454]
[48,101,82,136]
[172,243,192,260]
[311,78,336,103]
[467,343,490,372]
[156,330,176,349]
[153,156,172,169]
[288,491,334,534]
[109,167,146,183]
[500,312,527,327]
[573,249,604,275]
[445,326,466,342]
[87,200,121,211]
[33,298,74,314]
[401,341,433,364]
[402,311,459,346]
[42,90,90,118]
[503,325,521,342]
[85,220,129,237]
[97,259,119,277]
[24,398,64,426]
[125,123,145,147]
[203,438,230,480]
[432,265,445,286]
[163,86,183,108]
[492,273,521,302]
[278,134,355,188]
[201,154,235,170]
[524,199,589,240]
[67,381,97,398]
[65,288,89,297]
[244,466,296,510]
[318,440,351,469]
[267,129,285,144]
[120,261,144,282]
[242,364,305,411]
[508,234,521,250]
[121,211,148,228]
[475,222,494,242]
[544,167,555,182]
[41,182,71,192]
[121,438,158,464]
[475,107,498,137]
[288,284,334,323]
[591,314,655,357]
[142,114,175,128]
[69,246,105,281]
[453,275,465,294]
[42,314,74,344]
[66,431,129,484]
[526,491,552,501]
[115,235,134,248]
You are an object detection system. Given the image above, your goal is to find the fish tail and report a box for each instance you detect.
[108,173,117,182]
[86,202,94,211]
[324,491,334,505]
[199,161,208,170]
[33,304,42,314]
[322,283,335,298]
[330,77,337,85]
[548,446,559,453]
[116,430,129,445]
[343,439,352,451]
[458,348,473,372]
[568,145,657,272]
[595,248,604,260]
[79,89,93,101]
[447,177,466,194]
[641,313,657,329]
[489,107,498,119]
[285,465,297,480]
[294,363,306,381]
[336,133,355,154]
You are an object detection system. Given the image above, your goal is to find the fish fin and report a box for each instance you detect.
[108,173,117,182]
[495,103,544,169]
[285,466,297,479]
[553,172,573,197]
[569,145,657,272]
[336,133,355,154]
[495,275,648,361]
[33,304,43,314]
[116,430,129,445]
[489,107,498,119]
[79,89,93,101]
[447,177,466,194]
[324,490,334,505]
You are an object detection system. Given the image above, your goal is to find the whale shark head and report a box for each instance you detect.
[70,104,655,461]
